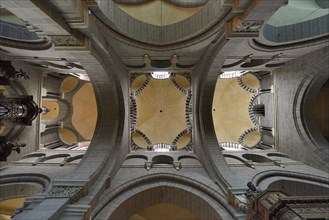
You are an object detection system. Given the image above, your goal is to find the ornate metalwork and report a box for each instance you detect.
[247,189,329,220]
[235,20,264,32]
[0,90,41,125]
[0,60,29,84]
[0,137,26,161]
[50,35,84,47]
[245,182,262,207]
[47,186,83,203]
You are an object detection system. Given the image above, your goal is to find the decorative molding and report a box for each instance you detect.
[171,78,188,94]
[248,93,260,126]
[172,129,189,146]
[237,75,258,93]
[134,77,150,96]
[0,36,52,50]
[238,127,258,145]
[130,93,137,129]
[185,89,192,132]
[50,35,84,47]
[47,186,82,203]
[235,20,263,32]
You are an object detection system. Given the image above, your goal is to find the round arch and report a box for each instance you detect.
[93,174,239,220]
[268,179,329,197]
[250,170,329,192]
[107,186,224,220]
[0,173,50,194]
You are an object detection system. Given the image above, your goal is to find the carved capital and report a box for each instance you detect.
[50,35,84,47]
[235,20,264,32]
[47,186,82,203]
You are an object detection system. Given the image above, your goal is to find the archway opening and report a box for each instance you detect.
[314,78,329,142]
[105,185,225,220]
[0,197,25,219]
[129,203,199,220]
[268,179,329,196]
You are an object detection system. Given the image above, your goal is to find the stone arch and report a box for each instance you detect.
[0,174,50,219]
[90,0,227,48]
[242,154,272,163]
[0,183,39,219]
[55,39,127,186]
[0,174,50,193]
[268,179,329,197]
[41,98,71,122]
[295,69,329,146]
[251,170,329,192]
[223,154,246,165]
[0,184,38,201]
[92,174,238,219]
[292,53,329,170]
[108,186,223,220]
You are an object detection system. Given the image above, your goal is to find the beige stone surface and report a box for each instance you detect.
[72,83,97,140]
[212,78,260,144]
[135,79,187,146]
[243,131,261,148]
[175,74,190,90]
[129,203,199,220]
[131,75,147,91]
[0,197,25,220]
[241,73,260,89]
[119,1,201,26]
[59,128,77,145]
[41,100,59,120]
[60,76,79,93]
[0,126,6,134]
[175,132,191,148]
[132,131,148,148]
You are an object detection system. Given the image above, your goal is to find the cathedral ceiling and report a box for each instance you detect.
[130,72,192,151]
[213,72,261,149]
[117,0,203,26]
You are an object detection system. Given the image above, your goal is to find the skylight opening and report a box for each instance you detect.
[219,71,248,79]
[151,71,171,80]
[152,143,172,152]
[222,144,244,151]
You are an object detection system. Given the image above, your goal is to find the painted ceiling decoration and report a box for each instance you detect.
[130,72,192,151]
